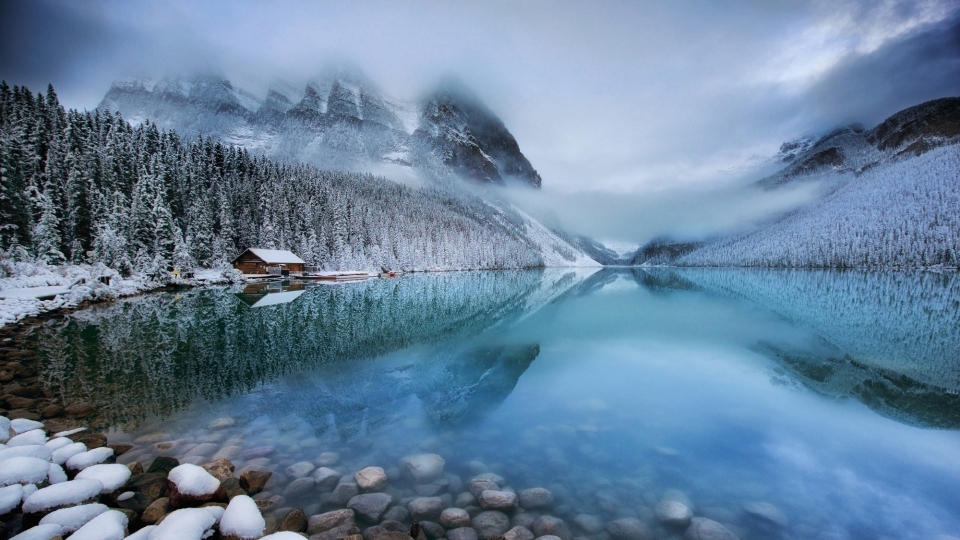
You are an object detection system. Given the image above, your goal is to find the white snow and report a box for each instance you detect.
[54,427,87,438]
[262,533,313,540]
[69,508,128,540]
[75,463,132,494]
[0,416,9,442]
[0,444,53,462]
[117,491,135,501]
[65,446,114,470]
[126,525,157,540]
[10,419,44,434]
[146,507,217,539]
[48,463,68,484]
[219,495,265,539]
[203,504,225,523]
[6,429,47,447]
[21,484,37,502]
[9,524,63,540]
[22,479,104,513]
[51,442,86,464]
[0,285,72,300]
[0,484,23,514]
[167,464,220,496]
[44,437,73,451]
[39,503,109,533]
[0,456,51,486]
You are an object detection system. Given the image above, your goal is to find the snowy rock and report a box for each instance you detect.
[355,466,388,491]
[0,456,52,486]
[44,437,73,451]
[204,504,226,524]
[22,479,104,513]
[124,525,157,540]
[262,533,313,540]
[285,461,316,479]
[53,427,87,438]
[148,507,217,539]
[479,490,518,511]
[656,500,693,528]
[47,463,67,484]
[313,467,342,490]
[51,442,86,464]
[7,429,47,447]
[21,484,37,503]
[399,454,445,483]
[347,492,392,521]
[75,463,132,494]
[439,507,471,528]
[0,444,53,462]
[605,518,650,540]
[743,501,788,527]
[39,503,109,533]
[65,446,113,470]
[67,508,128,540]
[0,416,9,442]
[519,488,553,510]
[220,494,266,539]
[168,463,221,496]
[8,524,62,540]
[10,419,44,435]
[0,484,23,514]
[472,511,511,539]
[684,518,739,540]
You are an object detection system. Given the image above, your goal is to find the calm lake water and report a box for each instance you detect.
[30,268,960,539]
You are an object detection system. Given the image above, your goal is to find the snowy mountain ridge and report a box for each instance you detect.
[99,68,542,188]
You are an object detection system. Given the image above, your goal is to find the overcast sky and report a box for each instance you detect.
[2,0,958,242]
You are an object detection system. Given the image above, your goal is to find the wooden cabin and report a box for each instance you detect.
[231,248,305,274]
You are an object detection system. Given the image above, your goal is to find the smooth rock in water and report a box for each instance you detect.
[185,442,219,458]
[240,470,273,495]
[479,490,518,511]
[440,507,471,528]
[212,446,243,461]
[662,489,694,511]
[473,511,511,539]
[408,496,444,520]
[283,477,317,497]
[243,445,275,459]
[316,452,340,466]
[141,496,172,524]
[656,500,693,528]
[743,501,788,527]
[203,458,236,482]
[287,461,316,479]
[468,479,499,499]
[382,505,410,523]
[533,516,573,540]
[519,488,553,510]
[414,483,445,496]
[365,530,412,540]
[420,520,446,539]
[315,467,343,491]
[348,493,393,522]
[356,466,388,492]
[399,454,445,483]
[472,473,505,485]
[606,518,650,540]
[308,509,356,534]
[573,514,604,534]
[455,492,476,507]
[279,507,308,532]
[221,494,266,539]
[504,526,535,540]
[448,527,479,540]
[314,523,363,540]
[511,513,536,530]
[22,479,103,513]
[328,482,360,505]
[210,417,236,430]
[684,518,739,540]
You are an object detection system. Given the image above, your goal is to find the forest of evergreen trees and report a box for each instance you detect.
[0,82,544,275]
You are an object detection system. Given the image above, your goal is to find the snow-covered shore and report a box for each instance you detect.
[0,258,245,328]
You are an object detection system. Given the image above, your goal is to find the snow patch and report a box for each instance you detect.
[0,456,51,486]
[75,464,132,494]
[39,503,110,533]
[219,495,265,538]
[22,479,103,513]
[167,463,220,496]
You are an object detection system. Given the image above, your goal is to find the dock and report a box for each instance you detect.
[0,285,72,301]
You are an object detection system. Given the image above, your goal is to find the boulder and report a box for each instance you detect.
[202,459,236,482]
[684,518,739,540]
[286,461,316,479]
[504,526,535,540]
[472,511,511,539]
[399,454,445,483]
[279,507,308,532]
[141,497,171,524]
[284,477,317,497]
[420,520,446,539]
[511,514,536,530]
[440,507,471,528]
[382,505,410,523]
[408,497,444,520]
[356,467,389,492]
[518,488,553,510]
[742,502,787,527]
[315,523,363,540]
[314,468,343,491]
[468,480,500,499]
[533,516,572,540]
[348,493,393,522]
[572,514,603,534]
[328,483,360,506]
[605,518,650,540]
[309,509,356,534]
[316,452,340,466]
[479,490,518,511]
[240,470,272,495]
[655,500,693,528]
[448,527,479,540]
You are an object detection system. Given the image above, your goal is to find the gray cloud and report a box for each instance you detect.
[1,0,957,243]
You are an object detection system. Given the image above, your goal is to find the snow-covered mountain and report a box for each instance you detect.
[634,96,960,268]
[99,68,542,188]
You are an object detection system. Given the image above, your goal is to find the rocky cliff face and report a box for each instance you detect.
[99,68,542,188]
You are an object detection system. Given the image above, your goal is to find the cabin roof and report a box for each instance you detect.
[232,248,305,265]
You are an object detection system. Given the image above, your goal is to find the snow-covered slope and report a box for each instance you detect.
[99,68,542,188]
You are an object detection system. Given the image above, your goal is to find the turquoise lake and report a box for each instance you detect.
[29,268,960,539]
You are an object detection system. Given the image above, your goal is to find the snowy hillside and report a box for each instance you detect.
[99,68,542,188]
